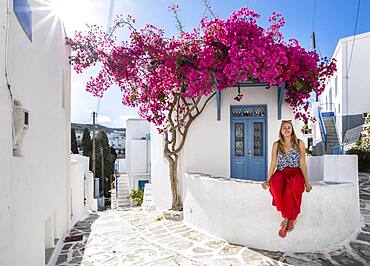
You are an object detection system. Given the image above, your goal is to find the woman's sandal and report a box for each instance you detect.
[287,219,296,232]
[279,220,288,238]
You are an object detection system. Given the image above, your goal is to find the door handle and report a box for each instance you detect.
[248,149,252,160]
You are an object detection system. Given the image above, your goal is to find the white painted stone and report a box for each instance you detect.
[183,173,362,252]
[306,156,323,182]
[71,155,95,224]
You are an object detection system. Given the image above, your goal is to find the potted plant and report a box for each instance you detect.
[128,188,144,206]
[302,123,311,134]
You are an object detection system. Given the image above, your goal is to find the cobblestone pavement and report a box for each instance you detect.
[55,173,370,265]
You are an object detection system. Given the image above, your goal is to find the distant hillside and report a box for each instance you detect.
[71,123,125,133]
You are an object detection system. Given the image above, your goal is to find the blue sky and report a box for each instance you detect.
[66,0,370,128]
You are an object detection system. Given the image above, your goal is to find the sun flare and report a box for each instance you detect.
[48,0,89,32]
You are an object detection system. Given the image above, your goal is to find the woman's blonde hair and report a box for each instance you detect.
[278,120,300,155]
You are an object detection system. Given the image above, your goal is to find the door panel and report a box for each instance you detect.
[250,120,266,180]
[231,106,267,181]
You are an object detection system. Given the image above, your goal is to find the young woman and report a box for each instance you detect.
[262,120,312,238]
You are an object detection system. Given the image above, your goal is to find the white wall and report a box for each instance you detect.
[126,119,151,191]
[150,126,172,210]
[183,172,361,252]
[70,155,92,226]
[0,1,72,265]
[126,119,150,175]
[320,32,370,141]
[0,1,13,263]
[151,86,306,210]
[117,158,127,174]
[129,140,149,174]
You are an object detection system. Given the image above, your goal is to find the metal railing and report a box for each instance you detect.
[331,144,344,155]
[318,106,327,146]
[320,103,346,155]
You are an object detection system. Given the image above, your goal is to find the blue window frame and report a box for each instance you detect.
[13,0,32,41]
[138,180,149,191]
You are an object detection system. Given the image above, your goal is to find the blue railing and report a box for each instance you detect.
[318,106,327,146]
[331,144,344,155]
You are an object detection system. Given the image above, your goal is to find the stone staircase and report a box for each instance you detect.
[116,174,131,208]
[323,116,340,154]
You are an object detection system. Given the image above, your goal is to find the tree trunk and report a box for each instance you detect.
[165,153,182,210]
[162,92,216,210]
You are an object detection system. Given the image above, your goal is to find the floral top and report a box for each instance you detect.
[277,147,301,171]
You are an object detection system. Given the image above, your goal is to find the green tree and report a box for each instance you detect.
[110,146,117,162]
[71,128,79,154]
[81,128,92,157]
[95,131,114,197]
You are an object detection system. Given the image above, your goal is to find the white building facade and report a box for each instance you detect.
[150,85,361,251]
[151,85,307,209]
[108,129,126,158]
[319,32,370,144]
[0,1,90,265]
[125,119,151,191]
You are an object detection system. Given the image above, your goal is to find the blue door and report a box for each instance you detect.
[231,106,267,181]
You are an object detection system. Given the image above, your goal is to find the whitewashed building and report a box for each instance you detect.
[112,119,150,208]
[125,119,151,191]
[0,1,94,265]
[317,32,370,149]
[108,129,126,158]
[151,83,361,252]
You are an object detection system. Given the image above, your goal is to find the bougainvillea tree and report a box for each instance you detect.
[67,6,336,210]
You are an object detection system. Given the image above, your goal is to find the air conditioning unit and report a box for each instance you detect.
[13,100,29,151]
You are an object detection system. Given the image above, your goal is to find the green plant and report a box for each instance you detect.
[355,139,362,147]
[128,188,144,206]
[155,214,165,221]
[347,147,370,172]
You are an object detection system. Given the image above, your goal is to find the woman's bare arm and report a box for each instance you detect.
[267,142,278,182]
[299,140,312,192]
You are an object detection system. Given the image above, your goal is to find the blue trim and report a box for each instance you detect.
[138,180,149,190]
[13,0,32,41]
[115,174,118,198]
[331,145,344,155]
[216,90,221,121]
[318,107,327,146]
[277,82,285,120]
[230,104,267,181]
[322,112,335,117]
[237,81,269,87]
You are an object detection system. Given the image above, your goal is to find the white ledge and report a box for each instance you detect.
[183,172,362,252]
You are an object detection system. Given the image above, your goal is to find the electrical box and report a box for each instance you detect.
[13,100,29,152]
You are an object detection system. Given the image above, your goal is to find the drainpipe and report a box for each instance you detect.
[345,41,350,138]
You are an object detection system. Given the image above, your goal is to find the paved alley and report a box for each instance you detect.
[54,173,370,265]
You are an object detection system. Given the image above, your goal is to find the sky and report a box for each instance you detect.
[57,0,370,128]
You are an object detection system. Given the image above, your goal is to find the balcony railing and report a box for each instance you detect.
[318,106,327,146]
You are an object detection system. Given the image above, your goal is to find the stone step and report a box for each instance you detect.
[117,189,130,193]
[117,200,130,204]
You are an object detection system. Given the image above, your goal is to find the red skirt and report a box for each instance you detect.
[269,168,305,220]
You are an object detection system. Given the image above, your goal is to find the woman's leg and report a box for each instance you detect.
[269,171,285,214]
[282,169,305,220]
